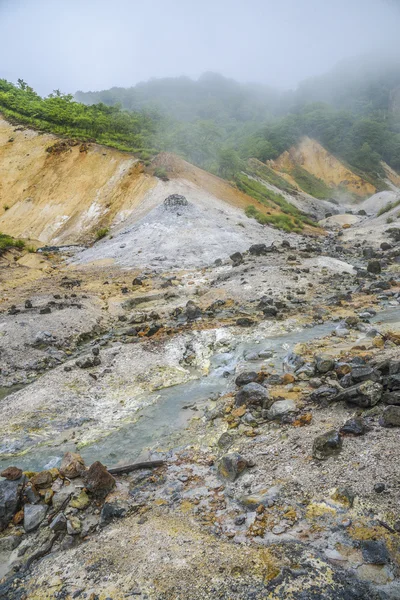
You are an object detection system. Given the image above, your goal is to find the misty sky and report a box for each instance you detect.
[1,0,399,96]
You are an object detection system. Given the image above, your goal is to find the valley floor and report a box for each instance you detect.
[1,210,400,599]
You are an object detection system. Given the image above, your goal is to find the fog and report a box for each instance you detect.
[1,0,399,95]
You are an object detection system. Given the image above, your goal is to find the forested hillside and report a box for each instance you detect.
[76,57,400,181]
[0,79,157,159]
[2,56,400,186]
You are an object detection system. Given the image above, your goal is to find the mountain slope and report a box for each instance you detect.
[0,117,317,251]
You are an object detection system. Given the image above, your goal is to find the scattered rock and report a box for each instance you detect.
[380,405,400,427]
[312,430,342,460]
[336,380,382,408]
[84,462,116,496]
[367,260,381,274]
[362,540,390,565]
[236,317,254,327]
[100,501,128,527]
[235,382,271,408]
[60,452,86,479]
[23,503,47,532]
[340,417,366,436]
[50,512,67,532]
[235,372,258,387]
[31,470,54,489]
[315,354,335,374]
[218,453,248,481]
[217,432,235,450]
[69,489,90,510]
[230,252,243,267]
[76,355,101,369]
[0,466,23,481]
[266,399,297,420]
[0,478,23,531]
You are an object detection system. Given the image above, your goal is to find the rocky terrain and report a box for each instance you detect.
[1,121,400,599]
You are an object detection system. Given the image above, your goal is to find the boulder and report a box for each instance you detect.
[100,501,128,527]
[31,470,54,489]
[217,432,235,450]
[0,478,23,531]
[340,417,366,436]
[283,352,305,373]
[84,462,116,496]
[367,260,381,274]
[266,399,297,420]
[315,354,335,374]
[335,380,382,407]
[362,540,390,565]
[60,452,86,479]
[49,512,67,532]
[249,244,271,256]
[236,317,254,327]
[230,252,243,267]
[218,453,247,482]
[312,430,342,460]
[24,504,48,532]
[380,405,400,427]
[184,301,202,322]
[76,355,101,369]
[235,382,271,408]
[382,391,400,405]
[235,372,258,387]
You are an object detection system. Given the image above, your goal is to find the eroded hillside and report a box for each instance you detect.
[270,136,376,199]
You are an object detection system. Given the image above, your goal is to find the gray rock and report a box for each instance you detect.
[0,535,20,552]
[340,417,366,436]
[217,432,235,450]
[76,355,101,369]
[0,478,24,531]
[367,260,381,274]
[218,453,247,482]
[283,352,305,373]
[335,380,382,407]
[335,328,349,338]
[382,391,400,405]
[312,430,342,460]
[230,252,243,267]
[380,405,400,427]
[49,512,67,532]
[24,504,48,532]
[235,372,258,387]
[266,399,297,420]
[362,540,390,564]
[100,501,128,527]
[235,382,271,408]
[315,354,335,374]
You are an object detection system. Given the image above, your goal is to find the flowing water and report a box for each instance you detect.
[1,307,399,473]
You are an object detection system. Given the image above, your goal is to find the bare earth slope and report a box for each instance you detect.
[271,136,376,198]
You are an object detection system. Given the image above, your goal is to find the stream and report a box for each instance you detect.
[1,306,399,473]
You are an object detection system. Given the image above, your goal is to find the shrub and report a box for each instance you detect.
[153,166,168,180]
[377,199,400,216]
[3,204,9,211]
[0,233,25,255]
[95,227,109,241]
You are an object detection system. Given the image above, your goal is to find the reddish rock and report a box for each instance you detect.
[1,467,23,481]
[84,462,115,496]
